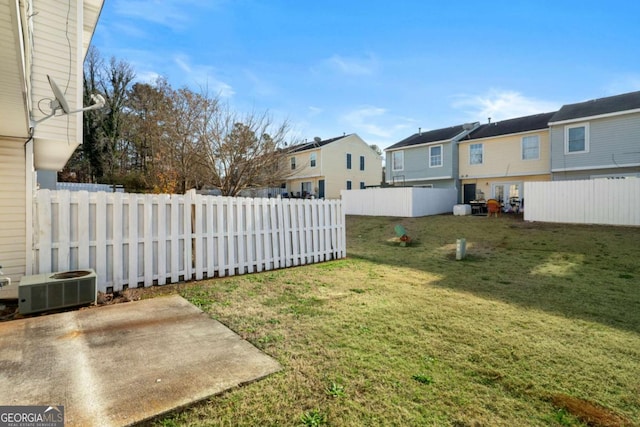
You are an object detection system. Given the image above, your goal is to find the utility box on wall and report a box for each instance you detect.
[19,269,97,315]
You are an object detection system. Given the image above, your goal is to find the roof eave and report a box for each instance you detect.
[549,107,640,126]
[82,0,104,59]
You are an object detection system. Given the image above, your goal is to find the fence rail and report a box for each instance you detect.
[524,179,640,226]
[33,190,345,292]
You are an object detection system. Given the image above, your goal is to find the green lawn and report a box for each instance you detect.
[147,215,640,427]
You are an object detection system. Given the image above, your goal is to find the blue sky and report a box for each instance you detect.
[93,0,640,149]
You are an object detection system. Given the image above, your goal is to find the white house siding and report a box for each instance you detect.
[0,139,26,282]
[323,134,381,198]
[550,113,640,180]
[30,0,83,170]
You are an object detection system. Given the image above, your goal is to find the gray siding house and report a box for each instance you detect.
[549,91,640,180]
[385,123,479,188]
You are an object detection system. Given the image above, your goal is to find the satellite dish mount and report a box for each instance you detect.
[31,75,105,126]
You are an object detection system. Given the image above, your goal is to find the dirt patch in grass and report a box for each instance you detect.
[551,394,635,427]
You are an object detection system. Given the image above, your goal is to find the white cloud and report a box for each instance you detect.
[325,54,377,76]
[111,22,149,39]
[452,90,560,122]
[242,69,277,97]
[113,0,218,31]
[342,106,390,137]
[173,55,235,97]
[136,70,162,83]
[307,106,323,117]
[340,105,417,148]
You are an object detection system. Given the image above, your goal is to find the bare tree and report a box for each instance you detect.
[159,86,216,193]
[99,57,136,180]
[62,46,105,182]
[200,104,293,196]
[65,50,295,195]
[125,78,176,191]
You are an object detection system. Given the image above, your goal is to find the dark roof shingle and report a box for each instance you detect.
[466,112,556,140]
[386,125,469,150]
[287,134,351,153]
[549,91,640,123]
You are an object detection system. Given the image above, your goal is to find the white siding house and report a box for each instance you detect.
[549,91,640,180]
[284,134,382,199]
[0,0,103,283]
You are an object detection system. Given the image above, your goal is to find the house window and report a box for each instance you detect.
[429,145,443,167]
[470,143,483,165]
[565,123,589,153]
[360,155,365,171]
[360,182,365,189]
[522,135,540,160]
[392,151,404,171]
[310,152,317,167]
[346,153,352,169]
[302,181,312,196]
[346,180,352,190]
[290,157,296,170]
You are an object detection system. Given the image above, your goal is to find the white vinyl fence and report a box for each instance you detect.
[33,189,346,292]
[341,187,458,217]
[524,179,640,226]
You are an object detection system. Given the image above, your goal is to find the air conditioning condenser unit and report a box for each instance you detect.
[19,269,97,315]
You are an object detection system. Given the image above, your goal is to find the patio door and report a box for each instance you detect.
[491,182,522,211]
[318,180,325,199]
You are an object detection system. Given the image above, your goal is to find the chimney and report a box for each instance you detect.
[418,127,422,135]
[488,117,491,124]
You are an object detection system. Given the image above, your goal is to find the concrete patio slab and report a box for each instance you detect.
[0,295,281,426]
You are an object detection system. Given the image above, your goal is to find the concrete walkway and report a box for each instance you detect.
[0,295,281,426]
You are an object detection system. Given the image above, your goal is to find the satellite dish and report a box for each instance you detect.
[31,75,106,126]
[47,75,71,114]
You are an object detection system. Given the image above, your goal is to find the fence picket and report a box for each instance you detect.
[236,198,246,274]
[215,196,227,277]
[194,194,204,281]
[205,196,215,278]
[184,191,193,281]
[143,195,154,287]
[77,191,90,269]
[254,200,264,273]
[95,193,107,285]
[170,196,180,283]
[246,199,256,274]
[277,199,287,268]
[57,191,70,272]
[127,195,138,287]
[36,190,52,274]
[157,195,167,286]
[112,193,123,291]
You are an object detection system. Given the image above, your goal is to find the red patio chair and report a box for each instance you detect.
[486,199,501,218]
